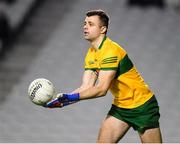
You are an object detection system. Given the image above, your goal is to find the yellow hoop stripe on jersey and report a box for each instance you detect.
[84,36,153,109]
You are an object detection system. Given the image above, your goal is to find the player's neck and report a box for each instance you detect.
[91,35,106,50]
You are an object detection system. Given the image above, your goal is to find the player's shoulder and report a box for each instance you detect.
[105,37,127,56]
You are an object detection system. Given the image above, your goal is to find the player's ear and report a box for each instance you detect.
[101,26,107,34]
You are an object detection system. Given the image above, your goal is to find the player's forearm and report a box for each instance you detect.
[79,85,107,100]
[46,85,107,108]
[71,84,94,94]
[71,87,81,94]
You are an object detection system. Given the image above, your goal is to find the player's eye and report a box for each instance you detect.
[89,22,94,26]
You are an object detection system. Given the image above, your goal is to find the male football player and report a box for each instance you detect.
[45,9,162,143]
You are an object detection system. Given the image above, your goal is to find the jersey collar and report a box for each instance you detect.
[98,35,107,50]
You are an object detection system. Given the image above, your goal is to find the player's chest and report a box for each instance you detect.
[88,51,103,68]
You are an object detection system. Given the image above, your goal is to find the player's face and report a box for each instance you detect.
[83,16,103,42]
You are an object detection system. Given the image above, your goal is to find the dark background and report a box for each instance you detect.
[0,0,180,142]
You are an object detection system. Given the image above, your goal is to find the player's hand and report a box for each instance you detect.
[44,93,64,108]
[45,93,80,108]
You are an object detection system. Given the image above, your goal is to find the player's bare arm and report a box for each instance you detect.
[45,70,116,108]
[44,70,99,108]
[71,70,98,94]
[79,70,116,100]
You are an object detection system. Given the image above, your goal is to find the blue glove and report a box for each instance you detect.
[45,93,80,108]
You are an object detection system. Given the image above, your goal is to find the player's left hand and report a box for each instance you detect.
[44,93,80,108]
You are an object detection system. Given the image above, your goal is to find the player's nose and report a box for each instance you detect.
[83,24,88,30]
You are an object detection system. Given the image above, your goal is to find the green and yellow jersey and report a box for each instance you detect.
[84,36,154,109]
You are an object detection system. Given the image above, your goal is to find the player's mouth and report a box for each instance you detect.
[84,31,89,36]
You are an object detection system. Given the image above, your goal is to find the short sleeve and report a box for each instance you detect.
[100,46,124,71]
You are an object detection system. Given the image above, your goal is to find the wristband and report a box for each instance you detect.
[64,93,80,101]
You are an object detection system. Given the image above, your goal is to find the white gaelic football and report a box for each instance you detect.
[28,78,55,106]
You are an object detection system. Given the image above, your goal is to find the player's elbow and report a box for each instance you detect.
[97,86,108,97]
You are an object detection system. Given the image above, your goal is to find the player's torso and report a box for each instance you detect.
[85,37,153,109]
